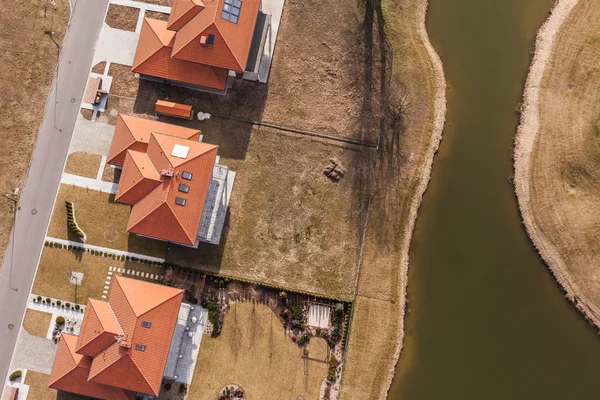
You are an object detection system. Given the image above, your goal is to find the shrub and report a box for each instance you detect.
[37,295,42,302]
[297,335,310,346]
[65,302,70,308]
[164,382,172,391]
[179,383,186,394]
[56,300,61,306]
[328,356,338,381]
[190,297,198,305]
[8,370,21,381]
[56,316,65,325]
[289,304,305,329]
[44,241,49,246]
[75,304,80,310]
[45,297,51,303]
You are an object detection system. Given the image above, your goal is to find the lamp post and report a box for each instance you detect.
[2,194,19,292]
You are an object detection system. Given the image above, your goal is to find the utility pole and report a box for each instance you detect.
[2,194,19,292]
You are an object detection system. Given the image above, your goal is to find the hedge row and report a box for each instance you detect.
[43,241,164,267]
[65,201,85,239]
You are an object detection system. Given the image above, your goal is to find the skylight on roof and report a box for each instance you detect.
[141,321,152,328]
[135,344,146,351]
[171,144,190,159]
[175,197,187,206]
[182,171,193,180]
[221,0,242,24]
[179,183,190,193]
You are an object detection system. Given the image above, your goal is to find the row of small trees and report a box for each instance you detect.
[65,201,86,242]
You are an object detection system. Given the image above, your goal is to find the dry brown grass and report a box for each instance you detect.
[64,152,102,179]
[105,4,139,32]
[167,127,369,298]
[24,371,89,400]
[47,184,166,257]
[137,0,171,6]
[0,1,69,259]
[145,10,169,22]
[32,247,162,304]
[22,309,52,337]
[189,302,328,400]
[91,61,106,74]
[101,163,121,183]
[525,2,600,314]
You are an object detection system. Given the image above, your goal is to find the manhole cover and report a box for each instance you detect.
[104,226,119,242]
[70,98,76,103]
[8,324,14,330]
[31,208,37,215]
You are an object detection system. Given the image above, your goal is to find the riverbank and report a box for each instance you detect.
[514,0,600,327]
[339,0,446,398]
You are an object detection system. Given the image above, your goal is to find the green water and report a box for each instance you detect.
[388,1,600,399]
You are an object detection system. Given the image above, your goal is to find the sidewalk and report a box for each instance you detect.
[60,172,118,194]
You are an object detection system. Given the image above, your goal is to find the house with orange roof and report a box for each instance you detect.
[48,276,184,399]
[132,0,271,93]
[107,114,234,247]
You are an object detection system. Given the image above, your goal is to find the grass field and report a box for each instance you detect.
[47,184,166,257]
[524,2,600,316]
[24,371,89,400]
[64,152,102,179]
[189,302,328,400]
[0,1,69,260]
[32,247,162,304]
[23,309,52,338]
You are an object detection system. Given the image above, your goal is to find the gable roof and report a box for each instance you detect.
[49,278,184,398]
[125,132,218,245]
[170,0,261,71]
[75,299,124,357]
[49,334,135,400]
[115,151,162,205]
[132,18,229,91]
[107,113,201,167]
[167,0,205,31]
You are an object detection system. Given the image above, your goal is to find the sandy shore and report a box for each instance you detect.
[513,0,600,327]
[381,0,447,397]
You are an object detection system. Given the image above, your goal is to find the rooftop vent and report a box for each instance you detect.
[161,169,174,177]
[171,144,190,159]
[119,340,132,349]
[221,0,241,24]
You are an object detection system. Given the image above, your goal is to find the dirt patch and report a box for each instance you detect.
[105,4,140,32]
[189,302,328,400]
[91,61,106,74]
[145,10,170,21]
[0,0,69,260]
[80,108,93,121]
[103,226,119,242]
[64,151,102,179]
[23,309,52,337]
[101,163,121,183]
[47,184,167,257]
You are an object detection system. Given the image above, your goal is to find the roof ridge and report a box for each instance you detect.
[87,342,125,381]
[50,336,79,385]
[213,21,244,70]
[127,193,168,233]
[133,19,165,69]
[125,352,155,394]
[166,201,196,244]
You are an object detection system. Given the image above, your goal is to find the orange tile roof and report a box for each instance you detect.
[116,151,162,205]
[132,18,229,91]
[132,0,260,87]
[107,114,200,167]
[49,334,135,400]
[170,0,261,71]
[75,299,124,357]
[126,132,218,245]
[156,99,193,118]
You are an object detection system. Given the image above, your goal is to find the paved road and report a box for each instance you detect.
[0,0,109,384]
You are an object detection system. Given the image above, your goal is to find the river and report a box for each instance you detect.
[388,0,600,398]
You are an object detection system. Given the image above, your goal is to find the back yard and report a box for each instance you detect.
[189,301,328,400]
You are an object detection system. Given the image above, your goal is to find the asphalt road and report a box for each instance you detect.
[0,0,109,384]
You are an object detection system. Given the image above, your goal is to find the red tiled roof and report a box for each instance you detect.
[75,299,123,357]
[115,150,162,205]
[48,277,184,398]
[132,18,229,91]
[168,0,205,31]
[49,334,135,400]
[125,132,218,245]
[107,114,200,167]
[156,99,193,118]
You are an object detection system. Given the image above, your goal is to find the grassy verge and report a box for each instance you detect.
[189,302,328,399]
[105,4,139,32]
[64,152,102,179]
[32,247,161,304]
[23,309,52,338]
[0,0,69,259]
[515,0,600,323]
[47,184,166,257]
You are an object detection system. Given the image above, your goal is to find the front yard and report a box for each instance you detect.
[189,302,329,400]
[64,152,102,179]
[47,184,166,258]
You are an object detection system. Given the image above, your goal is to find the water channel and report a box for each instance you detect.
[388,1,600,398]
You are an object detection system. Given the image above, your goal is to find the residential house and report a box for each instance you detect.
[107,114,233,247]
[132,0,271,94]
[48,276,184,399]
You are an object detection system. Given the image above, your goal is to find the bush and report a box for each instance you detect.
[44,241,49,246]
[37,295,42,302]
[65,302,70,308]
[179,383,186,394]
[45,297,51,303]
[9,370,21,381]
[75,304,80,310]
[297,335,310,346]
[56,316,65,325]
[56,300,61,306]
[289,304,305,329]
[164,382,172,391]
[328,356,338,381]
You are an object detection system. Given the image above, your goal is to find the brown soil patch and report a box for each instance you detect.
[102,163,121,183]
[104,226,119,242]
[189,302,328,400]
[91,61,106,74]
[105,4,140,32]
[80,108,93,121]
[64,151,102,179]
[22,309,52,337]
[145,10,170,22]
[47,184,166,257]
[0,0,69,260]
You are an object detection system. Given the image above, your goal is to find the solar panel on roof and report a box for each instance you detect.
[221,0,242,23]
